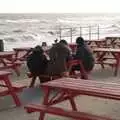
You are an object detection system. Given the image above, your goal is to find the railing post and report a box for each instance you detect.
[70,28,72,43]
[80,27,82,37]
[59,28,62,40]
[89,26,91,40]
[98,25,99,40]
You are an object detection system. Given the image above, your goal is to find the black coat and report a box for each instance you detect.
[75,45,94,71]
[27,51,48,75]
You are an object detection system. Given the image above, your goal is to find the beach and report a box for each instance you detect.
[0,63,120,120]
[1,13,120,120]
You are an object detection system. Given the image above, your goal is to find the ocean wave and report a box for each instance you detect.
[13,29,25,33]
[0,32,6,35]
[22,34,35,41]
[4,37,17,42]
[5,19,40,23]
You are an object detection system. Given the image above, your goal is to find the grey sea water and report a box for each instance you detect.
[0,13,120,50]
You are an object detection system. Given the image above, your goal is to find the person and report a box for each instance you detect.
[72,37,95,79]
[46,39,72,77]
[41,42,48,51]
[54,39,58,44]
[27,45,49,87]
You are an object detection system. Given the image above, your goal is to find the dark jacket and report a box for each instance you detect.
[75,44,94,71]
[27,51,48,75]
[46,43,71,75]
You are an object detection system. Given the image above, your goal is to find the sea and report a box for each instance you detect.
[1,13,120,51]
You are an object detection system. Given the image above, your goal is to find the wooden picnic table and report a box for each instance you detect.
[0,51,22,76]
[13,47,32,61]
[69,39,106,52]
[105,37,120,48]
[93,48,120,76]
[0,71,26,106]
[85,39,106,48]
[24,77,119,120]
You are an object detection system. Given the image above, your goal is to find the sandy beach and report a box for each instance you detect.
[0,63,120,120]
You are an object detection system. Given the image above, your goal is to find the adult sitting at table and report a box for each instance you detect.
[71,37,95,79]
[46,40,72,77]
[27,45,49,87]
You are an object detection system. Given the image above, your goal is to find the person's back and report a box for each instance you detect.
[74,37,95,72]
[75,44,94,71]
[27,45,48,75]
[46,40,71,76]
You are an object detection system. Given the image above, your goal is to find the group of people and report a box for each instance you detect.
[27,37,95,87]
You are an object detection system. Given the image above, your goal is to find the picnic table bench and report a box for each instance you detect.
[85,39,106,48]
[0,70,30,106]
[13,47,32,61]
[0,51,23,76]
[93,48,120,76]
[105,37,120,48]
[24,78,119,120]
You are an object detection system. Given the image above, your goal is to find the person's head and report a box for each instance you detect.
[59,39,68,45]
[33,45,43,54]
[54,39,58,43]
[76,37,85,46]
[42,42,47,47]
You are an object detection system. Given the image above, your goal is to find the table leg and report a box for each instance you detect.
[29,76,37,87]
[112,53,120,76]
[39,87,50,120]
[69,97,77,111]
[13,65,20,76]
[3,76,21,106]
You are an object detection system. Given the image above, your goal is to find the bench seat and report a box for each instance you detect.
[0,79,30,96]
[25,104,112,120]
[95,60,116,66]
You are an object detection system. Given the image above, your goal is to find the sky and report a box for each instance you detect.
[0,0,120,13]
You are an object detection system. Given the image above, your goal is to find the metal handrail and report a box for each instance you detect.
[57,25,100,42]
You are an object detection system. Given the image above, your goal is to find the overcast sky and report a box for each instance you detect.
[0,0,120,13]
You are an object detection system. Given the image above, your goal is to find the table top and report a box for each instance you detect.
[85,39,105,42]
[0,51,15,57]
[0,71,12,76]
[93,48,120,52]
[41,78,120,99]
[13,47,32,51]
[106,37,120,39]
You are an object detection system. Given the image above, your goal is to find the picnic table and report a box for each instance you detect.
[93,48,120,76]
[85,39,106,48]
[13,47,32,61]
[24,77,119,120]
[105,37,120,48]
[0,51,22,76]
[69,39,106,52]
[0,71,27,106]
